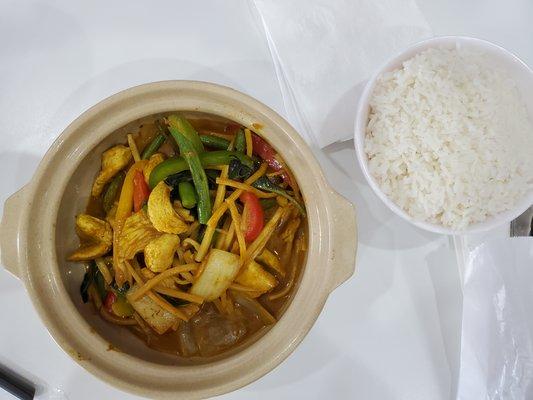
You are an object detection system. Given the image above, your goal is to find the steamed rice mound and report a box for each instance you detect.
[365,47,533,229]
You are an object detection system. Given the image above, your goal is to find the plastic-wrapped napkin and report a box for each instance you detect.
[252,0,432,147]
[458,237,533,400]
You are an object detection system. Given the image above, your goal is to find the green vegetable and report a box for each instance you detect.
[79,265,94,303]
[197,224,207,243]
[102,172,125,213]
[168,115,211,224]
[259,198,277,210]
[94,269,107,300]
[141,133,166,159]
[149,151,253,188]
[165,171,192,188]
[235,129,246,153]
[165,169,219,190]
[205,169,221,189]
[169,115,204,154]
[80,262,108,304]
[252,176,306,216]
[228,158,255,180]
[178,181,197,209]
[199,135,230,150]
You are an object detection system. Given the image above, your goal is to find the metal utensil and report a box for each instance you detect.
[511,206,533,237]
[0,366,35,400]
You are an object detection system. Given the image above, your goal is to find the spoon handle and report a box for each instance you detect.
[0,365,35,400]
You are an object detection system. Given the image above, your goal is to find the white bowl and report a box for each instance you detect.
[354,36,533,235]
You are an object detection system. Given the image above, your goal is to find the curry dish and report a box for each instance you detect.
[69,113,307,358]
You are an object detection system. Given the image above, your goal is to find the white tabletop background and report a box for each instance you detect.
[1,1,532,399]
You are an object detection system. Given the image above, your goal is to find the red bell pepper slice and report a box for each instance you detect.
[133,170,150,212]
[251,133,291,186]
[240,191,264,242]
[251,133,283,170]
[104,291,117,313]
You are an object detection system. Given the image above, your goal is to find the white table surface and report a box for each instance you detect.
[1,1,532,399]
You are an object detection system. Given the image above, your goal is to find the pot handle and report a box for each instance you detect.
[0,186,27,279]
[327,189,357,292]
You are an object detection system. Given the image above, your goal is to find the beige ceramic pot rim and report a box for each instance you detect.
[0,81,357,399]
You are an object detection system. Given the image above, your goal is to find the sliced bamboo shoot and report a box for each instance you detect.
[190,249,240,301]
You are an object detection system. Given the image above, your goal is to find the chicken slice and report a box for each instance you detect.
[117,210,161,261]
[144,234,181,273]
[68,214,112,261]
[147,182,188,234]
[92,145,132,196]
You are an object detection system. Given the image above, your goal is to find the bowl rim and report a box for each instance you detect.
[354,35,533,235]
[10,80,355,399]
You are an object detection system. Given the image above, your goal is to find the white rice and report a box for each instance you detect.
[365,47,533,229]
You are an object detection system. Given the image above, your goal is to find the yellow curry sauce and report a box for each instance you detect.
[74,113,307,359]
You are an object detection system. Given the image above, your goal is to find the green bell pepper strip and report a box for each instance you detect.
[149,151,254,189]
[199,135,231,150]
[178,181,197,209]
[168,115,210,223]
